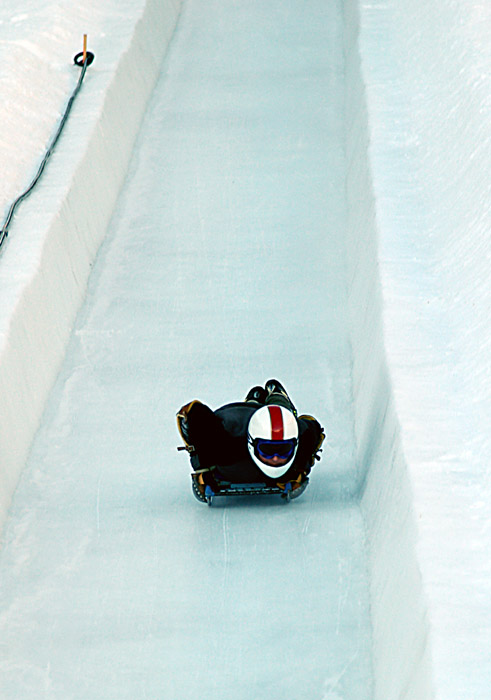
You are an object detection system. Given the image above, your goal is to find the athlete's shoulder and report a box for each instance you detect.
[215,402,257,434]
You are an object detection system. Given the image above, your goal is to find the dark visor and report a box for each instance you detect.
[255,438,297,460]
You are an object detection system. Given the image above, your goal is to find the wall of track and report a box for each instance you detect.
[343,2,433,699]
[0,0,181,528]
[0,1,434,698]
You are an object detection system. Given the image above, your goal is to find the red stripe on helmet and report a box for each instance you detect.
[268,405,284,440]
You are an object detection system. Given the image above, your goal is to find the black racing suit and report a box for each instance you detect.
[181,400,324,486]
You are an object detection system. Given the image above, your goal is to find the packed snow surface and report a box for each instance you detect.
[0,0,373,698]
[0,0,489,699]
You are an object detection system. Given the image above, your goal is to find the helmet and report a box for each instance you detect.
[247,405,299,478]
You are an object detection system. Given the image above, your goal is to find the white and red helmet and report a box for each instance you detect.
[247,405,299,478]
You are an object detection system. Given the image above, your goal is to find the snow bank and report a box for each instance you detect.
[343,2,433,698]
[0,0,181,527]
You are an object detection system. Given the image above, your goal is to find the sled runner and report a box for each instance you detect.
[191,474,309,506]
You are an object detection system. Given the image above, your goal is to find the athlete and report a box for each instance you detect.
[177,380,325,501]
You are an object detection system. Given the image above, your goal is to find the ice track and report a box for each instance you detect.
[0,1,373,697]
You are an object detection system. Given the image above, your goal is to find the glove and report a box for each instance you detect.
[176,400,203,451]
[277,472,305,492]
[298,414,325,466]
[194,469,221,495]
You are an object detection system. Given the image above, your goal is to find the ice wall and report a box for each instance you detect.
[346,0,490,697]
[343,2,434,698]
[0,0,181,527]
[358,2,490,699]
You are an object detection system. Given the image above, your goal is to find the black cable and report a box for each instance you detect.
[0,50,95,251]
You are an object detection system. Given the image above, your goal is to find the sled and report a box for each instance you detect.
[191,475,309,506]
